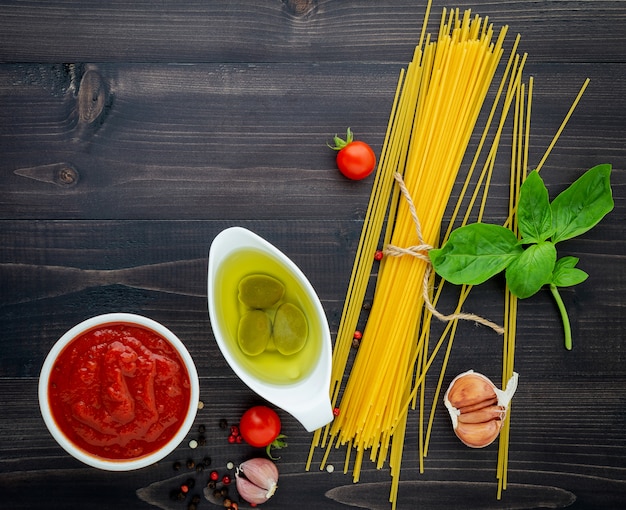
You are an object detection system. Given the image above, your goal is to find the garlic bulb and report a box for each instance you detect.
[235,457,279,505]
[443,370,518,448]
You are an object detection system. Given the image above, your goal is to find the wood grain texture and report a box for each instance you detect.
[1,62,624,220]
[1,1,625,509]
[0,1,624,63]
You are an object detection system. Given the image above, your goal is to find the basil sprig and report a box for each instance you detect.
[430,164,613,350]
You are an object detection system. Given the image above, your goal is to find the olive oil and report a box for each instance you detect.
[212,247,322,385]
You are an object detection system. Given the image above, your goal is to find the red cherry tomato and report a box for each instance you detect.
[330,128,376,180]
[239,405,285,453]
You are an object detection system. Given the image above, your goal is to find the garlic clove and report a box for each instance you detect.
[456,404,505,424]
[236,457,279,505]
[235,473,275,505]
[239,457,279,491]
[455,418,502,448]
[458,395,498,415]
[446,372,497,408]
[444,370,518,448]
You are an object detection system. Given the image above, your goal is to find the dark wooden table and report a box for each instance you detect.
[1,1,625,509]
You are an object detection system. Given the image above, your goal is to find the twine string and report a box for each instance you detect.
[383,172,505,335]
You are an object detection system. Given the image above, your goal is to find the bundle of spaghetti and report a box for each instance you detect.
[307,5,593,508]
[314,7,510,500]
[419,41,529,460]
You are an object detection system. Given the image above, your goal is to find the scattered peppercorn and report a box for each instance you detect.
[173,461,182,471]
[206,480,216,489]
[188,504,197,510]
[230,425,239,436]
[204,456,212,466]
[353,330,363,340]
[180,484,189,494]
[223,498,232,508]
[195,462,205,473]
[186,459,195,469]
[219,418,228,429]
[186,478,195,489]
[222,475,231,485]
[191,495,201,505]
[209,470,220,481]
[374,249,384,261]
[198,435,206,446]
[198,424,206,434]
[189,439,198,449]
[333,407,341,416]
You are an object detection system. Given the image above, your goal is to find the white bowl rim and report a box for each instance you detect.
[38,313,199,471]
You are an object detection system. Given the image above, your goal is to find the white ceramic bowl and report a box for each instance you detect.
[38,313,199,471]
[208,227,334,432]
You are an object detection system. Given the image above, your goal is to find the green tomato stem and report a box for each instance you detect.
[549,283,572,350]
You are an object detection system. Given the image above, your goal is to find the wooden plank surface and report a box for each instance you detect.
[1,62,623,220]
[1,1,625,509]
[0,1,624,63]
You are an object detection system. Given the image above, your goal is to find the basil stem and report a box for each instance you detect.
[549,284,572,350]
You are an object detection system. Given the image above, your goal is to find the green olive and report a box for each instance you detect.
[238,274,285,309]
[273,302,308,355]
[238,310,272,356]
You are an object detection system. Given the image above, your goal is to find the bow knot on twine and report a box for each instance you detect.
[382,172,504,335]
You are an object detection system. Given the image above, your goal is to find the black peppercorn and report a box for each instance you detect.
[186,459,195,469]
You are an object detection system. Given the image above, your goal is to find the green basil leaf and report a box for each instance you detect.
[551,267,588,287]
[517,170,554,243]
[429,223,523,285]
[550,256,588,287]
[551,164,614,244]
[505,241,557,298]
[553,255,579,270]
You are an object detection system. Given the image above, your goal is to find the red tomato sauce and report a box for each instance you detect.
[48,323,192,461]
